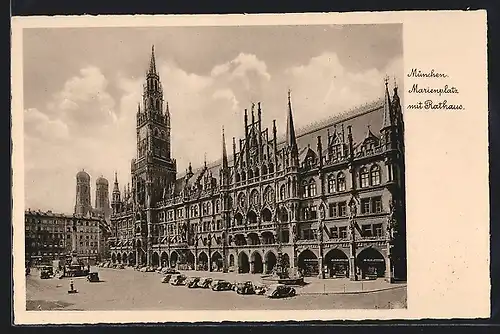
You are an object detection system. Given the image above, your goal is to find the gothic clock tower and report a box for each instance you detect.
[133,45,176,208]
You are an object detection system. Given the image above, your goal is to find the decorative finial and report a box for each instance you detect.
[384,75,389,86]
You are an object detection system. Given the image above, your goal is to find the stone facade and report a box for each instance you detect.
[109,47,406,282]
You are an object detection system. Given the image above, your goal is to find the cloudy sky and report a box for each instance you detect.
[23,24,402,214]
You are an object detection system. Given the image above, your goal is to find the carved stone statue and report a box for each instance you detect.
[348,198,357,219]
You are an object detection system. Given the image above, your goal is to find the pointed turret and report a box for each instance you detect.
[112,172,120,194]
[286,90,298,155]
[381,76,393,130]
[222,127,228,169]
[111,172,122,214]
[148,45,157,75]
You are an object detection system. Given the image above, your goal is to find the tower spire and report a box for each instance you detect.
[148,44,157,75]
[113,171,120,193]
[286,89,298,151]
[382,76,393,129]
[222,126,228,169]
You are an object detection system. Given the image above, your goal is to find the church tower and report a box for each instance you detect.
[95,176,111,220]
[133,45,177,207]
[75,169,92,216]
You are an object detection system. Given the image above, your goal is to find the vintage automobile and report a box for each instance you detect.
[117,264,125,269]
[265,284,296,298]
[65,264,90,277]
[186,277,201,288]
[235,281,256,295]
[198,277,213,289]
[161,274,173,283]
[161,267,180,275]
[253,283,267,295]
[211,279,234,291]
[170,274,188,286]
[87,272,100,282]
[40,266,53,279]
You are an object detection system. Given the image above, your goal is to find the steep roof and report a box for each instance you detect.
[175,98,384,184]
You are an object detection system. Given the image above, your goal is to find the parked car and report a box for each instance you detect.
[211,279,234,291]
[117,264,125,269]
[40,266,53,279]
[198,277,213,288]
[235,281,256,295]
[161,267,180,275]
[161,274,173,283]
[253,283,267,295]
[87,272,100,282]
[170,274,188,286]
[265,284,296,298]
[186,277,201,288]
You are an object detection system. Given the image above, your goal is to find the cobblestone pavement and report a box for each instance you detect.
[26,267,407,311]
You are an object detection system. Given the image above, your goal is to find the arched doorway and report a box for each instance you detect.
[357,247,386,279]
[152,252,160,267]
[298,249,319,277]
[229,254,235,267]
[128,252,136,266]
[122,253,128,264]
[324,248,349,278]
[170,251,179,268]
[160,252,168,268]
[211,251,223,272]
[186,251,195,270]
[111,253,116,263]
[251,251,263,274]
[265,251,277,274]
[238,251,250,273]
[117,253,122,263]
[198,252,208,271]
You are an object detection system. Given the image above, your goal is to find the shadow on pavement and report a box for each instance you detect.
[26,300,74,311]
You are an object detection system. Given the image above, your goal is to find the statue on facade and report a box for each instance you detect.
[348,198,357,220]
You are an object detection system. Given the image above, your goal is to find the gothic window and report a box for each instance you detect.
[241,171,246,181]
[302,181,309,198]
[248,169,254,179]
[238,193,246,208]
[269,163,274,173]
[360,167,370,188]
[371,165,381,186]
[216,200,220,213]
[255,167,260,177]
[262,165,268,175]
[264,186,274,203]
[328,174,336,193]
[280,184,286,200]
[250,190,259,206]
[309,180,317,197]
[337,172,346,191]
[235,173,240,182]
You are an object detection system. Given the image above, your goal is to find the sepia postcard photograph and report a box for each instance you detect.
[11,11,489,324]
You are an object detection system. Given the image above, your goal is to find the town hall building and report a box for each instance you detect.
[108,46,407,282]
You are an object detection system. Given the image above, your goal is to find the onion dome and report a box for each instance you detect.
[96,175,109,186]
[76,169,90,182]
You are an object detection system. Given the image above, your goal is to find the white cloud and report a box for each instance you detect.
[24,52,402,213]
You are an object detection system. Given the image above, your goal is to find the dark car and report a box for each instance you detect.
[235,281,256,295]
[198,277,213,288]
[186,277,201,288]
[87,272,100,282]
[40,266,53,279]
[170,274,188,286]
[211,279,234,291]
[253,283,267,295]
[265,284,296,298]
[161,274,173,283]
